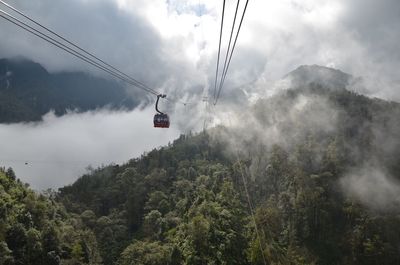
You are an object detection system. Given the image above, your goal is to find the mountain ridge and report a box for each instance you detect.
[0,57,140,123]
[283,64,361,92]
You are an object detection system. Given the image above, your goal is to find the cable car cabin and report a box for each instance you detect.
[153,113,170,128]
[153,94,169,128]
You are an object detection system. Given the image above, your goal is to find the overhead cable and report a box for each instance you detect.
[0,1,191,105]
[213,0,226,102]
[213,0,250,105]
[0,9,158,95]
[216,0,240,104]
[227,116,267,265]
[0,0,160,96]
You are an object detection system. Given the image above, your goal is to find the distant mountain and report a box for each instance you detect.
[0,58,140,123]
[283,64,361,91]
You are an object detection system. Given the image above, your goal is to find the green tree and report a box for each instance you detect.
[118,240,171,265]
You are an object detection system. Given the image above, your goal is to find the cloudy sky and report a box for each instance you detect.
[0,0,399,189]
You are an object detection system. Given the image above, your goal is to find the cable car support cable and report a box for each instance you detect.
[212,0,226,102]
[0,1,191,106]
[227,115,267,265]
[0,9,159,96]
[0,0,160,96]
[213,0,250,106]
[216,0,240,104]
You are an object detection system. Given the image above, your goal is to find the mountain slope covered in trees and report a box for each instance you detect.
[1,66,400,264]
[57,78,400,264]
[0,58,140,123]
[0,167,102,264]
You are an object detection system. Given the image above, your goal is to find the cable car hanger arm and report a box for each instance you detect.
[155,94,166,114]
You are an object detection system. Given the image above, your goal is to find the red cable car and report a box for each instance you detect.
[154,94,170,128]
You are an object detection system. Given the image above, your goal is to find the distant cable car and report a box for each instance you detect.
[154,94,170,128]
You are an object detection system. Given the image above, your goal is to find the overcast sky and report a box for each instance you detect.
[0,0,399,189]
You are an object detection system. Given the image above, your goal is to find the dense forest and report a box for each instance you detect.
[0,58,140,123]
[1,83,400,264]
[0,167,102,264]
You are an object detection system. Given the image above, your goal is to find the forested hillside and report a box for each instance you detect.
[0,167,102,264]
[0,58,139,123]
[55,84,400,264]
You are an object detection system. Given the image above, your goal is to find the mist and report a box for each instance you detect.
[208,72,400,211]
[211,86,339,157]
[0,107,182,190]
[341,167,400,211]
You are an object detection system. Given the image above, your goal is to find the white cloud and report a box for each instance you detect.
[1,0,399,100]
[341,167,400,210]
[0,107,180,190]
